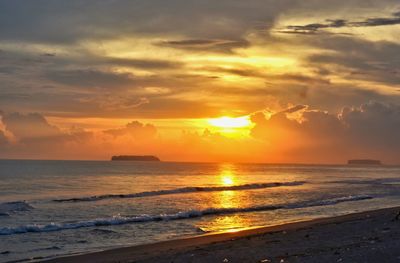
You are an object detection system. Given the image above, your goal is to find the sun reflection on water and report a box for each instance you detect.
[218,163,237,186]
[221,173,234,186]
[197,163,254,232]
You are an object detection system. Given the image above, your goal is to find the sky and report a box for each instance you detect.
[0,0,400,163]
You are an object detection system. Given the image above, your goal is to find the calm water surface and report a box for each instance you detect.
[1,160,400,262]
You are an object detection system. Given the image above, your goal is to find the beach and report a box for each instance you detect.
[45,206,400,263]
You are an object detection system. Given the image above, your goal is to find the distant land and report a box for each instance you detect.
[111,155,161,161]
[347,159,381,165]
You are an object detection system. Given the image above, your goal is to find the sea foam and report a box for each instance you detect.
[0,195,372,235]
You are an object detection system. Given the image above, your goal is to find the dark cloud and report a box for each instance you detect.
[41,53,56,57]
[282,104,307,114]
[305,36,400,86]
[0,48,183,81]
[42,67,218,91]
[1,112,61,140]
[45,69,136,88]
[350,11,400,27]
[195,74,400,116]
[0,111,95,159]
[104,58,183,70]
[0,73,223,119]
[280,19,347,34]
[251,102,400,163]
[156,38,249,53]
[0,0,294,44]
[0,112,93,145]
[310,55,400,85]
[265,84,399,113]
[279,12,400,34]
[340,102,400,150]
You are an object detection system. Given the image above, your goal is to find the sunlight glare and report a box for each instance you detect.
[208,116,251,129]
[221,176,234,186]
[219,164,237,186]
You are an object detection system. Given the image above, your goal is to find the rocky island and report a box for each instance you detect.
[347,159,381,165]
[111,155,161,161]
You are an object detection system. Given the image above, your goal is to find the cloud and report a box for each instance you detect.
[1,102,400,163]
[0,0,297,44]
[250,102,400,163]
[0,114,182,161]
[79,95,150,112]
[41,53,56,57]
[304,36,400,86]
[2,0,397,44]
[282,104,307,114]
[45,69,136,89]
[104,121,157,139]
[104,58,183,70]
[156,38,249,53]
[1,0,400,144]
[0,111,93,146]
[340,102,400,149]
[0,111,95,159]
[278,11,400,34]
[1,112,61,140]
[0,110,258,162]
[279,19,348,34]
[350,11,400,27]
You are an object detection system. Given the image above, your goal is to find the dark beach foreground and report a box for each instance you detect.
[45,206,400,263]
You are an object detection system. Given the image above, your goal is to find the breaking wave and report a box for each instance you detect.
[53,181,306,202]
[0,195,373,236]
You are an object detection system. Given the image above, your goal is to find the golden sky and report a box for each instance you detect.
[0,1,400,163]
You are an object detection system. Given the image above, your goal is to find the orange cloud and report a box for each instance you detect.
[250,102,400,164]
[1,101,400,164]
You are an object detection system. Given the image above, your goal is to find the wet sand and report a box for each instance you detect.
[45,206,400,263]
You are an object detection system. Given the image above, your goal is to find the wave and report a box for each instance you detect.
[0,201,33,216]
[331,178,400,186]
[0,195,372,236]
[53,181,306,202]
[288,195,373,208]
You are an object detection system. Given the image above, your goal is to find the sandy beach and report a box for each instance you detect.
[44,206,400,263]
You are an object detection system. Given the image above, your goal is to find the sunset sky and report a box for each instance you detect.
[1,0,400,163]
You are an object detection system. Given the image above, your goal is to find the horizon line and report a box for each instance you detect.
[0,157,393,166]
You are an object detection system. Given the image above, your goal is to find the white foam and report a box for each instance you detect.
[0,194,373,236]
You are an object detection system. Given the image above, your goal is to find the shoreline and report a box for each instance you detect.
[44,206,400,263]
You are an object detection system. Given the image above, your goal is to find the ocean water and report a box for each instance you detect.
[1,160,400,262]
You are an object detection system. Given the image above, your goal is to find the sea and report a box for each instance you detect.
[1,160,400,262]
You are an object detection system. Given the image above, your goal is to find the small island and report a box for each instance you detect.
[347,159,381,165]
[111,155,161,162]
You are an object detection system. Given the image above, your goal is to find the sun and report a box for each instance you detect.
[208,116,251,129]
